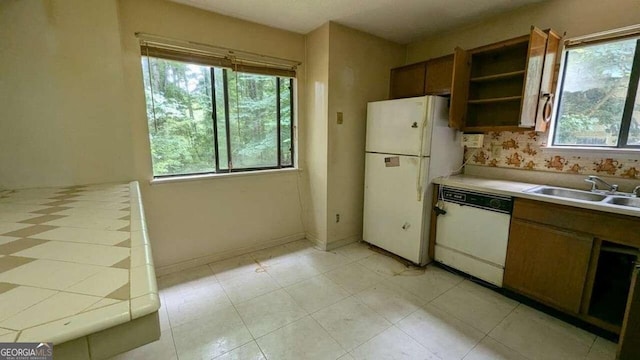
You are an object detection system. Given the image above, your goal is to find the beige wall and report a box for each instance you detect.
[302,22,404,249]
[0,0,134,189]
[326,23,404,247]
[301,24,330,248]
[117,0,307,268]
[407,0,640,62]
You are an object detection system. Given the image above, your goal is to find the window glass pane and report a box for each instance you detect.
[227,70,278,169]
[142,57,215,176]
[628,84,640,145]
[554,40,637,146]
[212,68,229,170]
[280,78,293,166]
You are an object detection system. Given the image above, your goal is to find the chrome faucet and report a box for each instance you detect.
[585,175,619,194]
[633,185,640,197]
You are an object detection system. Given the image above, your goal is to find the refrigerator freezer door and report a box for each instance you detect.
[363,152,429,264]
[366,97,431,156]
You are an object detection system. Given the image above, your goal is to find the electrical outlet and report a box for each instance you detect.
[336,112,343,125]
[461,134,484,148]
[336,213,340,223]
[491,142,502,158]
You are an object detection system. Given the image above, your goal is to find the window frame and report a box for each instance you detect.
[142,56,296,179]
[550,36,640,150]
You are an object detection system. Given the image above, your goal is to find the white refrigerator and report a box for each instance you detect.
[363,96,463,265]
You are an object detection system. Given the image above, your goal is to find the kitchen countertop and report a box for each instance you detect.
[434,174,640,218]
[0,181,159,345]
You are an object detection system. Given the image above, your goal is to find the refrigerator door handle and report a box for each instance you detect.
[416,116,429,201]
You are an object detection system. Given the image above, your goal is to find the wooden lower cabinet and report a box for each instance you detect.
[504,219,593,313]
[619,266,640,359]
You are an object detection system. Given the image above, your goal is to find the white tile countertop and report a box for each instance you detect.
[0,181,159,345]
[434,174,640,218]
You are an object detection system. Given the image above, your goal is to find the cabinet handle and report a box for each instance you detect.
[541,93,554,123]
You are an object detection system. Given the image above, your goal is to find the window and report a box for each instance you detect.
[552,34,640,148]
[141,56,294,177]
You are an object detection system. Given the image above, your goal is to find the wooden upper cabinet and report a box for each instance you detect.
[389,55,455,99]
[535,29,562,132]
[389,62,426,99]
[425,55,454,95]
[520,27,548,127]
[449,47,471,130]
[448,26,562,132]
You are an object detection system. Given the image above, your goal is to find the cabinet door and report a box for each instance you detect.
[504,219,593,313]
[535,29,562,132]
[389,62,427,99]
[449,47,470,130]
[618,265,640,359]
[519,26,548,127]
[425,55,454,95]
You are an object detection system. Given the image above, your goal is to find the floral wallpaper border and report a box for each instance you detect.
[464,131,640,179]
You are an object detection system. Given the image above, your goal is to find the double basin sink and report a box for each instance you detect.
[525,185,640,209]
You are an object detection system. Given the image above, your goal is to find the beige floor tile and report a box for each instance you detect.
[31,227,130,246]
[265,256,321,287]
[285,275,350,313]
[209,254,265,282]
[66,267,129,297]
[488,304,595,360]
[236,289,307,338]
[325,263,385,294]
[0,286,57,321]
[586,337,617,360]
[355,281,425,324]
[0,292,101,330]
[214,341,265,360]
[463,337,527,360]
[164,282,232,327]
[14,240,129,267]
[431,280,518,333]
[0,259,103,290]
[256,316,345,360]
[111,330,177,360]
[397,304,485,360]
[357,253,409,277]
[157,265,216,291]
[300,250,352,272]
[386,266,463,302]
[250,243,295,266]
[333,242,377,262]
[218,270,280,304]
[312,296,392,351]
[351,326,438,360]
[172,306,252,360]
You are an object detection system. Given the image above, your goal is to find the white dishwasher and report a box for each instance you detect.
[434,187,512,287]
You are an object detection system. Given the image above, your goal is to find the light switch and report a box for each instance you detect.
[337,112,343,124]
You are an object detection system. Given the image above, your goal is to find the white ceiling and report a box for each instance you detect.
[170,0,545,44]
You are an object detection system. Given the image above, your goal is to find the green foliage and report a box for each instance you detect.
[142,57,293,175]
[555,40,637,146]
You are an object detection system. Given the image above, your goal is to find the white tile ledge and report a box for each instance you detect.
[434,175,640,218]
[149,167,300,185]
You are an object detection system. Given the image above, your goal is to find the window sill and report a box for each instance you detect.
[543,146,640,156]
[149,167,300,185]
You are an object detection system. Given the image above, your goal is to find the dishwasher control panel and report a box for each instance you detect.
[441,187,512,214]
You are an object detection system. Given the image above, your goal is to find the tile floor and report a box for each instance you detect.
[113,240,617,360]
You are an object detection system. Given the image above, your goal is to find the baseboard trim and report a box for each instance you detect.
[155,232,306,277]
[326,234,361,251]
[305,232,326,250]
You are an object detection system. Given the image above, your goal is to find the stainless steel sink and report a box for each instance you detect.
[604,196,640,208]
[525,186,608,201]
